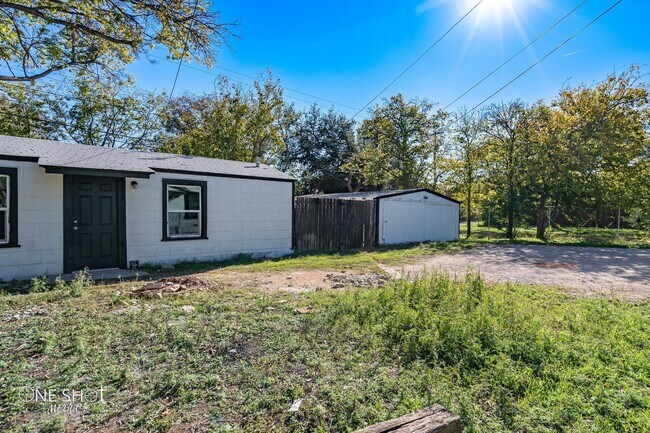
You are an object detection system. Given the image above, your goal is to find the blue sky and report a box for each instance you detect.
[128,0,649,119]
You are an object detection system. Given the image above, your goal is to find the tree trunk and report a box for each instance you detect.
[506,180,515,239]
[536,208,546,239]
[466,185,472,239]
[535,196,548,239]
[505,141,516,239]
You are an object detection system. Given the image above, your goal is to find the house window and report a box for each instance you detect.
[0,167,18,247]
[162,179,207,240]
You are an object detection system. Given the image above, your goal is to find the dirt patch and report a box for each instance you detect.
[131,276,217,298]
[1,305,48,322]
[208,269,390,293]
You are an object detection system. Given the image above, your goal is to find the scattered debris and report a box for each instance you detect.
[131,276,215,297]
[325,273,390,288]
[228,349,238,354]
[266,307,276,312]
[2,306,48,322]
[295,306,314,314]
[288,398,303,413]
[181,305,196,313]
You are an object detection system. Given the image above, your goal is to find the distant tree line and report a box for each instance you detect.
[0,0,647,239]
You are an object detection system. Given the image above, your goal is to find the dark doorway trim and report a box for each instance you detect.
[63,175,127,273]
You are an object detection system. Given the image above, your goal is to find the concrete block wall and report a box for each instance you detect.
[125,172,293,266]
[0,160,293,281]
[0,161,63,281]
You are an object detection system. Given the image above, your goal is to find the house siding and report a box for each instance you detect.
[0,160,64,281]
[0,161,293,281]
[125,172,293,266]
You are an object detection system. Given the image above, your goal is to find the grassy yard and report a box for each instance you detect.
[1,255,649,432]
[161,241,475,275]
[461,223,650,249]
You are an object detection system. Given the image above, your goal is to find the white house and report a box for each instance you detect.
[0,135,294,281]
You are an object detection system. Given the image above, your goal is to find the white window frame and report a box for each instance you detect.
[0,174,8,244]
[166,184,202,238]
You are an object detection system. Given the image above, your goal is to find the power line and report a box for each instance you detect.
[454,0,623,125]
[443,0,591,111]
[27,54,360,114]
[0,109,158,148]
[1,73,145,99]
[149,54,358,110]
[168,0,201,102]
[149,53,359,113]
[351,0,485,119]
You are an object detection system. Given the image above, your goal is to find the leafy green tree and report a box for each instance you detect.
[552,66,650,227]
[0,74,164,148]
[285,105,355,194]
[517,102,571,239]
[344,94,444,191]
[449,108,485,238]
[0,81,59,137]
[0,0,233,81]
[161,73,292,163]
[483,100,531,239]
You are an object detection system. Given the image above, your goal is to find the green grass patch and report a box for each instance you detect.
[1,272,649,432]
[142,242,476,276]
[462,223,650,249]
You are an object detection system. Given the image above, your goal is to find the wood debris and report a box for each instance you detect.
[131,276,215,298]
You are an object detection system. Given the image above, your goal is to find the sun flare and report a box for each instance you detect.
[474,0,518,25]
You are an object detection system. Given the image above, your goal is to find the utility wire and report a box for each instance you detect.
[443,0,591,111]
[453,0,623,125]
[352,0,485,119]
[0,109,158,148]
[26,56,360,114]
[150,54,357,114]
[150,54,359,111]
[168,0,201,102]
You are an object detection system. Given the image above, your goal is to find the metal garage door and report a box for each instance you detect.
[425,203,458,241]
[381,199,458,245]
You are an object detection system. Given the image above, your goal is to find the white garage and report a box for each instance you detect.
[294,189,460,251]
[376,189,460,245]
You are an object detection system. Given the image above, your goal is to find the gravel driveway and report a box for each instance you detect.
[387,245,650,300]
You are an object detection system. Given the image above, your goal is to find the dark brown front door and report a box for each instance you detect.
[63,175,126,273]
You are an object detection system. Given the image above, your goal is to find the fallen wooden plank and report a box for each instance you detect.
[354,405,461,433]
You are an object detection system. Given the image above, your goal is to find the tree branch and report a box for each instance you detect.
[0,1,139,47]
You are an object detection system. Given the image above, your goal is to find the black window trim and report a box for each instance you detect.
[161,178,208,241]
[0,167,19,248]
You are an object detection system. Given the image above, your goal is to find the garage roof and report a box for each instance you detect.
[299,188,461,204]
[0,135,295,182]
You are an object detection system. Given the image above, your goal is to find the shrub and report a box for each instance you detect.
[68,268,92,297]
[29,276,49,293]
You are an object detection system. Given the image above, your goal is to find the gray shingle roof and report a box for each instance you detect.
[298,188,461,204]
[0,135,295,182]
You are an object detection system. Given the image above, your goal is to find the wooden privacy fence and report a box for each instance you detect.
[293,197,377,252]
